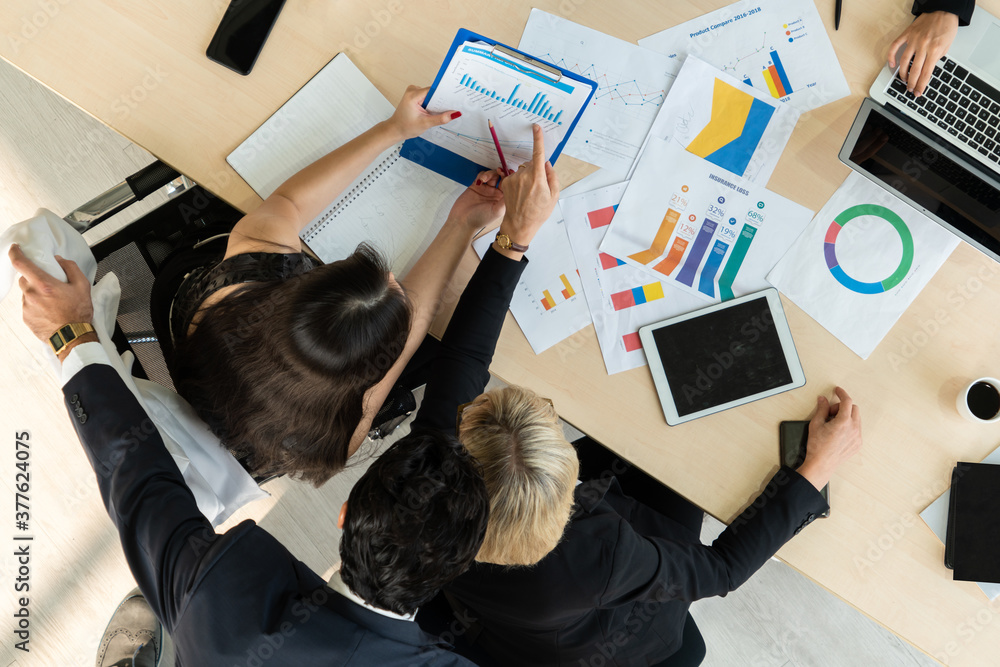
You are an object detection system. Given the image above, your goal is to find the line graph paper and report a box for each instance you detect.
[537,54,667,118]
[519,10,681,174]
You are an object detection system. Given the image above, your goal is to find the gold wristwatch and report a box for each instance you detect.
[495,232,529,253]
[48,322,96,355]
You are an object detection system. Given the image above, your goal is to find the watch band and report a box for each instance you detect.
[495,232,529,253]
[48,322,96,356]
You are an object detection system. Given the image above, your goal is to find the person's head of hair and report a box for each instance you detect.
[173,243,411,485]
[457,385,579,566]
[339,431,489,615]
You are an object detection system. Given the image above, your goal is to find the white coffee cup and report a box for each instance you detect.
[956,377,1000,423]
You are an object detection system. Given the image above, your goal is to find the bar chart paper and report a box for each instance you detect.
[472,210,591,354]
[562,183,705,375]
[421,41,593,173]
[638,0,850,112]
[601,138,813,302]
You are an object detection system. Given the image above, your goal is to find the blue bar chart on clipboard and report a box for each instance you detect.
[401,29,597,185]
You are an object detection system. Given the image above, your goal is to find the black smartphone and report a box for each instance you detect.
[779,420,830,517]
[206,0,287,76]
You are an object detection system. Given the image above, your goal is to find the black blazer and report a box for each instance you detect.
[411,249,829,666]
[912,0,976,25]
[63,364,476,666]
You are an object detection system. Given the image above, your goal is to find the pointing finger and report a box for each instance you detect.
[531,124,546,180]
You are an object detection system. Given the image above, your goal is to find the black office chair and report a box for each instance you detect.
[71,160,418,482]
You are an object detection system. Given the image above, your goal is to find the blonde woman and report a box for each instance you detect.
[409,165,862,665]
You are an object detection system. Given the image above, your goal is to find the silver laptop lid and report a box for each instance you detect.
[840,98,1000,264]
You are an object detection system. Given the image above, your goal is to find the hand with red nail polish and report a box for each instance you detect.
[385,85,463,142]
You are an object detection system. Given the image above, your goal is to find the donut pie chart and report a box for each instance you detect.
[824,204,914,294]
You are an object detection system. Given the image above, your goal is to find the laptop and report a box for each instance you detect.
[840,6,1000,263]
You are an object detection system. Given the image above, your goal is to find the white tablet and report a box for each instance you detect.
[638,288,805,426]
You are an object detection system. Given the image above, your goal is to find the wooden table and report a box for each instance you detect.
[3,1,1000,664]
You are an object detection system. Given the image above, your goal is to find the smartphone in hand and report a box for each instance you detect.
[779,420,831,517]
[206,0,287,76]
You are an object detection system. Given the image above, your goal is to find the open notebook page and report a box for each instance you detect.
[227,53,464,275]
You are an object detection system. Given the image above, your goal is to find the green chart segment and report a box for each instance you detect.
[718,223,758,300]
[824,204,914,295]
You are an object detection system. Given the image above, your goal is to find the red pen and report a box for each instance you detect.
[488,119,509,189]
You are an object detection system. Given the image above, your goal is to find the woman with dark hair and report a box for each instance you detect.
[168,85,506,485]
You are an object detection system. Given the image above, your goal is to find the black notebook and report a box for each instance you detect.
[945,462,1000,584]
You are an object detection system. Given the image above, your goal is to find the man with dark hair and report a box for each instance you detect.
[337,432,488,617]
[10,240,488,664]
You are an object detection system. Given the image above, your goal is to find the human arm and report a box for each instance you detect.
[225,85,460,258]
[343,170,508,451]
[11,245,223,629]
[408,124,561,432]
[596,466,829,607]
[596,387,860,606]
[889,0,975,96]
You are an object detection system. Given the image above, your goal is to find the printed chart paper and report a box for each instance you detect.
[422,41,593,172]
[639,0,850,112]
[518,9,681,174]
[635,56,799,184]
[601,139,814,302]
[767,173,960,359]
[562,183,705,375]
[472,211,591,354]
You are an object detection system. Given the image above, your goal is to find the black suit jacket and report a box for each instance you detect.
[411,250,829,666]
[913,0,976,25]
[63,363,476,666]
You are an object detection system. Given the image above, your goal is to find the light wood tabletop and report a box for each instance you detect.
[2,1,1000,665]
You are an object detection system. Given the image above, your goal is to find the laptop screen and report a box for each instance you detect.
[841,99,1000,262]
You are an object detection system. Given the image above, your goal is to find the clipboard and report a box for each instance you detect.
[400,28,597,185]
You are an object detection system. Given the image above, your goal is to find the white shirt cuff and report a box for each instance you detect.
[60,341,112,387]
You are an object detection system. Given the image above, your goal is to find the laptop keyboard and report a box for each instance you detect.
[885,55,1000,165]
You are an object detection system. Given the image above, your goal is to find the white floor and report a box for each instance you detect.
[0,58,939,666]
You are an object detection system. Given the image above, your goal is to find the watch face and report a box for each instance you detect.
[49,331,65,349]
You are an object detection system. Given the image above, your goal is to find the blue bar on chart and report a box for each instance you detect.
[675,219,718,287]
[697,239,730,297]
[743,77,753,86]
[771,50,793,95]
[456,78,563,123]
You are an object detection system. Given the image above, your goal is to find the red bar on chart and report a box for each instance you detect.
[560,274,576,299]
[587,205,618,229]
[653,237,689,276]
[622,332,642,352]
[541,290,556,310]
[599,253,626,270]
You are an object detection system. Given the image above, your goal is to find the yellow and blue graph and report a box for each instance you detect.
[686,79,776,176]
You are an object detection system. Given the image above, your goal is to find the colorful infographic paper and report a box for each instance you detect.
[767,173,960,359]
[601,139,814,302]
[472,210,591,354]
[562,183,705,375]
[633,56,799,184]
[638,0,850,112]
[518,10,681,175]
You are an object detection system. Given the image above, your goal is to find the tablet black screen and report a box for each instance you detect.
[650,297,793,417]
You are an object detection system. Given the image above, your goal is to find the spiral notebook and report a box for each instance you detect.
[227,54,465,274]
